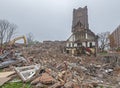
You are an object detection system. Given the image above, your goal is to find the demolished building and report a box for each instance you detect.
[66,6,98,56]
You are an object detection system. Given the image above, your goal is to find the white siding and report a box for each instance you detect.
[92,42,95,46]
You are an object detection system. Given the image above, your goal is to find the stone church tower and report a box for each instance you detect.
[72,6,89,32]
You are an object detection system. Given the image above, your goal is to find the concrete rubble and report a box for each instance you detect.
[0,41,120,88]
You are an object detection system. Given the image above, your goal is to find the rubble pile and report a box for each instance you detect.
[22,41,82,65]
[0,41,120,88]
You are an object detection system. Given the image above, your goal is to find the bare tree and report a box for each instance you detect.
[0,20,17,48]
[27,32,34,45]
[98,32,110,52]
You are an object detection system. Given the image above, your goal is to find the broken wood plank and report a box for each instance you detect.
[0,77,12,86]
[0,71,15,78]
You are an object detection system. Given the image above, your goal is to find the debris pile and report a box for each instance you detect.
[0,50,26,69]
[0,41,120,88]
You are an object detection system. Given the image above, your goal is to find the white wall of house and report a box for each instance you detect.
[82,42,86,47]
[74,43,77,47]
[85,32,88,39]
[87,42,90,47]
[66,43,69,47]
[92,42,95,46]
[70,43,73,47]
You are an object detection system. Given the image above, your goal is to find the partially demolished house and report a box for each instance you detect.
[66,6,98,56]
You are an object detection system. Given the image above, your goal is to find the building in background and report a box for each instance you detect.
[109,25,120,49]
[66,6,98,56]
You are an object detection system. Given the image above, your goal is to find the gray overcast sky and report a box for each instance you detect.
[0,0,120,41]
